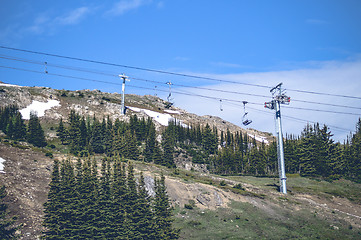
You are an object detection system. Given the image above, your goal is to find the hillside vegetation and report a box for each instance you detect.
[0,85,360,239]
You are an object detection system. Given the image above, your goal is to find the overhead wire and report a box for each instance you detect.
[245,105,354,133]
[1,54,361,110]
[0,45,272,89]
[1,45,361,100]
[0,64,260,106]
[1,64,360,117]
[224,101,353,133]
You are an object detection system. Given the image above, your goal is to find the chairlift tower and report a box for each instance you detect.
[264,83,290,194]
[119,73,129,115]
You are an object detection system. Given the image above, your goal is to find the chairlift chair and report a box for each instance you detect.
[165,81,174,109]
[242,101,252,126]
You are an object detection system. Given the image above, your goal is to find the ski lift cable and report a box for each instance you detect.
[225,102,354,133]
[246,106,354,132]
[2,45,361,100]
[2,54,361,110]
[1,64,360,116]
[0,45,271,89]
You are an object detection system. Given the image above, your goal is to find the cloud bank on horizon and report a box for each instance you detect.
[173,58,361,142]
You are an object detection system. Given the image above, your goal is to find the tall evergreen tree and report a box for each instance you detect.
[27,111,47,147]
[89,119,104,153]
[56,118,68,145]
[0,185,20,240]
[162,132,175,168]
[135,173,153,239]
[152,174,179,239]
[43,159,61,239]
[350,118,361,182]
[144,122,156,162]
[202,123,217,155]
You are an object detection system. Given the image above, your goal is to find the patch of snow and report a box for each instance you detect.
[20,100,60,120]
[128,106,141,112]
[164,109,181,114]
[248,134,269,144]
[0,83,21,87]
[0,157,6,173]
[128,106,187,127]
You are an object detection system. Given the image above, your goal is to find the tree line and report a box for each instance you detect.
[55,110,360,182]
[0,105,47,147]
[43,157,179,239]
[1,105,360,182]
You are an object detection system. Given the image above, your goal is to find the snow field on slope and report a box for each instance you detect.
[20,100,60,120]
[248,134,269,144]
[0,157,5,173]
[128,106,187,127]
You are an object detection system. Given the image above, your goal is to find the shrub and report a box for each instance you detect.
[220,180,227,186]
[233,183,244,190]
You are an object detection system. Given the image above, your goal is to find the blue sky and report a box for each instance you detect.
[1,0,361,141]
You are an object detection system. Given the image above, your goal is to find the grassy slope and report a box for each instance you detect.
[130,161,361,240]
[171,173,360,239]
[174,201,359,240]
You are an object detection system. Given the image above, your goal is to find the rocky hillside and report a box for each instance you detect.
[0,83,273,143]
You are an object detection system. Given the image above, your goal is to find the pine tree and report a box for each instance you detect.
[153,141,163,165]
[125,130,139,160]
[266,141,278,176]
[110,157,127,238]
[350,118,361,182]
[56,118,68,145]
[43,159,77,239]
[202,123,217,155]
[162,132,175,168]
[144,122,156,162]
[124,163,141,239]
[298,124,318,176]
[135,173,153,239]
[58,159,77,238]
[43,159,61,239]
[152,174,179,239]
[89,119,104,153]
[27,111,47,147]
[0,185,20,240]
[0,105,18,134]
[74,158,99,238]
[68,110,83,155]
[97,157,112,239]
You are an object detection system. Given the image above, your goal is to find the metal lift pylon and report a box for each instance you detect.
[265,83,290,194]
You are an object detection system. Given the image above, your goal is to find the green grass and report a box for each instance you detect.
[173,201,361,240]
[225,175,361,204]
[287,177,361,204]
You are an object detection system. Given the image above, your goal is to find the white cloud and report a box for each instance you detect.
[106,0,151,16]
[174,56,190,61]
[211,61,250,69]
[55,7,90,25]
[25,7,91,36]
[157,1,164,9]
[173,59,361,142]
